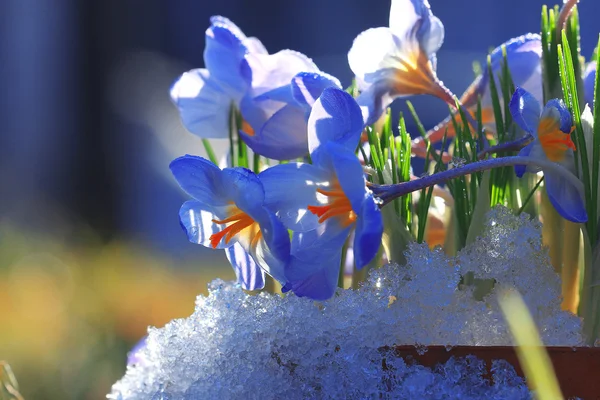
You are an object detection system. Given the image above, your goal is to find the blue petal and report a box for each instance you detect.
[544,171,588,223]
[169,69,232,138]
[290,219,351,270]
[418,15,444,59]
[240,104,309,160]
[225,242,265,290]
[456,34,542,125]
[179,200,229,248]
[203,24,248,96]
[247,209,290,283]
[389,0,423,38]
[209,16,247,40]
[221,167,265,215]
[254,84,296,104]
[259,163,330,232]
[243,49,319,96]
[308,88,364,163]
[239,93,278,134]
[353,196,384,269]
[489,34,542,86]
[317,141,367,214]
[347,27,406,86]
[291,72,342,108]
[389,0,443,61]
[355,82,396,126]
[284,252,342,301]
[514,142,534,178]
[170,155,228,205]
[509,87,541,135]
[584,61,597,108]
[542,99,573,133]
[284,223,351,300]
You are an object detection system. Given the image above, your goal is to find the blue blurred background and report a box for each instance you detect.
[1,0,598,258]
[0,0,598,398]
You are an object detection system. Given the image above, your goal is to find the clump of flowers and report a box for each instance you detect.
[151,0,600,366]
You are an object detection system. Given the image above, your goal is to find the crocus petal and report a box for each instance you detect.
[254,85,296,104]
[244,37,268,55]
[389,0,421,38]
[514,142,534,178]
[240,104,309,160]
[203,24,248,97]
[509,87,542,135]
[390,0,444,57]
[179,200,230,248]
[259,163,330,232]
[353,196,384,269]
[465,34,543,110]
[581,105,594,173]
[283,251,342,301]
[317,141,368,214]
[291,72,342,108]
[423,34,542,145]
[209,16,247,41]
[225,242,265,290]
[290,219,352,268]
[544,171,588,223]
[355,82,396,127]
[246,209,290,283]
[170,155,229,205]
[307,88,364,164]
[389,0,443,58]
[348,27,405,87]
[419,15,444,58]
[584,61,596,108]
[221,167,265,215]
[170,69,232,138]
[240,50,320,133]
[542,99,573,133]
[244,50,319,94]
[284,222,351,300]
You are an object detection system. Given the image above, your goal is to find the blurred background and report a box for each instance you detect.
[0,0,599,398]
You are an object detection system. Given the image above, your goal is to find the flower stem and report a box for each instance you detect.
[435,81,485,142]
[477,135,534,160]
[557,0,578,40]
[372,156,584,206]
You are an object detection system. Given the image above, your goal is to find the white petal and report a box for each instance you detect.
[170,69,232,138]
[348,28,406,82]
[389,0,421,38]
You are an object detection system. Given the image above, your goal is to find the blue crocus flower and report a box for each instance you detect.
[170,156,291,289]
[584,61,596,108]
[240,60,341,160]
[414,34,543,157]
[259,88,384,300]
[170,16,260,138]
[510,87,587,223]
[348,0,446,125]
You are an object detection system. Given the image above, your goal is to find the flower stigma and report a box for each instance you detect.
[537,116,576,162]
[307,182,357,227]
[210,204,262,248]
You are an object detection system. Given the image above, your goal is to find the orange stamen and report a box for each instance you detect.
[241,120,255,137]
[308,184,357,228]
[209,210,257,249]
[391,51,438,96]
[538,117,576,162]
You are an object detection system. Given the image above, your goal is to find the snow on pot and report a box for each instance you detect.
[109,207,593,399]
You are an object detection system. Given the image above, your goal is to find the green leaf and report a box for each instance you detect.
[465,170,492,246]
